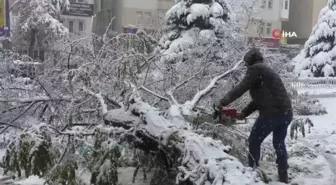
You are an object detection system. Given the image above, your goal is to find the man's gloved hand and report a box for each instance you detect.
[213,109,219,120]
[213,103,222,120]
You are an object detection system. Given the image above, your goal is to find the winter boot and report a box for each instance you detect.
[278,169,289,183]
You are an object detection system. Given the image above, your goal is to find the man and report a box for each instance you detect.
[216,48,293,183]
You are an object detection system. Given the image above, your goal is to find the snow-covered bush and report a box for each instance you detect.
[293,94,328,115]
[88,132,121,185]
[293,0,336,77]
[1,124,58,179]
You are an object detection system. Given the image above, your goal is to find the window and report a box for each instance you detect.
[158,9,166,24]
[39,50,45,61]
[69,21,74,33]
[96,0,102,12]
[79,21,84,32]
[261,0,266,8]
[268,0,273,9]
[136,11,143,25]
[33,50,39,59]
[266,23,272,35]
[77,0,84,2]
[259,22,265,35]
[284,0,289,10]
[107,10,112,22]
[144,12,152,25]
[60,19,65,24]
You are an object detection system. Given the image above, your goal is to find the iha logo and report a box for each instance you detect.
[272,29,297,39]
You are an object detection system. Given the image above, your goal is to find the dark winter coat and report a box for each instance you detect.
[220,48,292,117]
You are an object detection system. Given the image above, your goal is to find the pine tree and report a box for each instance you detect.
[294,0,336,77]
[159,0,233,64]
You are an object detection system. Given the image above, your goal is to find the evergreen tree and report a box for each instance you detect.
[158,0,234,64]
[294,0,336,77]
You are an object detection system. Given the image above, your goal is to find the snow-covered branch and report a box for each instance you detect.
[102,98,265,185]
[183,60,244,114]
[82,88,108,116]
[0,96,71,103]
[139,86,170,102]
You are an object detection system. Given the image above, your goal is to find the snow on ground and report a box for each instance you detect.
[288,97,336,185]
[297,88,336,97]
[13,176,45,185]
[259,97,336,185]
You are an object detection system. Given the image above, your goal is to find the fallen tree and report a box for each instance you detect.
[74,59,266,185]
[102,97,266,185]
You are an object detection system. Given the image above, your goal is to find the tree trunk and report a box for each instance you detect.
[28,29,37,59]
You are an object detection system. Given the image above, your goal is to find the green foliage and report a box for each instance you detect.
[290,118,314,140]
[1,129,55,179]
[46,160,85,185]
[89,132,121,185]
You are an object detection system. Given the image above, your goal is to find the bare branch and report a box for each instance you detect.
[0,121,23,130]
[172,64,210,92]
[139,86,169,102]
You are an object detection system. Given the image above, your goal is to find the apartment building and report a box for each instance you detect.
[93,0,174,34]
[246,0,290,48]
[282,0,326,45]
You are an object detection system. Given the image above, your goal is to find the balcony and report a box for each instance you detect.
[280,0,290,20]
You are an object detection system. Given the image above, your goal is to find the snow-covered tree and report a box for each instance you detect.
[11,0,69,58]
[159,0,236,63]
[293,0,336,77]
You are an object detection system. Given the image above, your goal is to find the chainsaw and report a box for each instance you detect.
[213,105,247,126]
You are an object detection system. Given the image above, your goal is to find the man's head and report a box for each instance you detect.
[243,48,264,66]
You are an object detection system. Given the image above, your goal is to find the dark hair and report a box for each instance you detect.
[243,48,264,66]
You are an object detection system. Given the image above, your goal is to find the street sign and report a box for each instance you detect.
[0,0,10,40]
[62,2,94,17]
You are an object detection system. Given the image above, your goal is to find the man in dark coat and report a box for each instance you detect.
[216,48,293,183]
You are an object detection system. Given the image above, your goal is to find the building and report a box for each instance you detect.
[93,0,174,34]
[245,0,290,48]
[61,0,94,37]
[282,0,327,45]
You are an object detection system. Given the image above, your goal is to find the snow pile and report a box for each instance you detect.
[14,176,45,185]
[293,0,336,77]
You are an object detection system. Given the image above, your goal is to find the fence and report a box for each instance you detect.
[286,77,336,89]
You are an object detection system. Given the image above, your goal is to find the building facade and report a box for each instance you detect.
[245,0,290,48]
[93,0,174,34]
[282,0,326,45]
[61,0,94,37]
